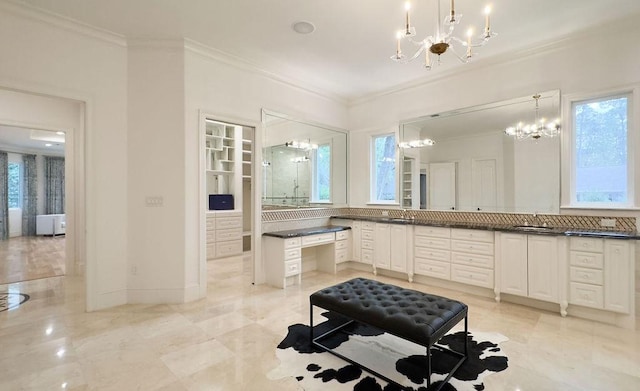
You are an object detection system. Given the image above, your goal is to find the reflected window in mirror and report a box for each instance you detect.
[572,92,632,207]
[312,143,331,202]
[262,110,348,210]
[371,133,396,203]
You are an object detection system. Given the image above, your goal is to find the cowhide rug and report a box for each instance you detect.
[268,313,508,391]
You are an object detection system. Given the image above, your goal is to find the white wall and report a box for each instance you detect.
[184,43,348,288]
[0,3,128,310]
[126,42,188,302]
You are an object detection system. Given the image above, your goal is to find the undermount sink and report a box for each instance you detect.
[512,225,553,232]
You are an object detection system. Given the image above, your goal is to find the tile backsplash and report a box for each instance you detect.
[262,207,637,232]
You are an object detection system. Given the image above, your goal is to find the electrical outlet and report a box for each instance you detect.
[600,218,616,228]
[131,266,137,275]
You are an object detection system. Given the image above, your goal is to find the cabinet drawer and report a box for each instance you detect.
[414,258,451,280]
[216,227,242,242]
[451,229,494,243]
[284,259,301,277]
[335,240,349,250]
[414,236,450,250]
[362,240,374,250]
[361,249,373,264]
[414,226,450,238]
[362,230,374,240]
[414,247,450,262]
[451,252,494,269]
[284,237,301,249]
[570,266,603,285]
[215,239,242,258]
[302,233,335,246]
[362,222,376,230]
[206,215,216,230]
[284,247,302,261]
[570,282,603,309]
[206,230,216,242]
[335,248,349,264]
[216,216,242,229]
[451,240,494,256]
[570,237,603,253]
[450,264,494,288]
[569,251,603,269]
[336,230,350,241]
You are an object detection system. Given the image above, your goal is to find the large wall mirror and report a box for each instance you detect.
[262,110,348,209]
[400,90,560,214]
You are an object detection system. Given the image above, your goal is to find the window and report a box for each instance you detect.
[8,162,21,208]
[371,133,396,203]
[573,93,631,206]
[312,143,331,202]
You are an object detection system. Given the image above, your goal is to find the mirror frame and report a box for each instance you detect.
[261,109,349,210]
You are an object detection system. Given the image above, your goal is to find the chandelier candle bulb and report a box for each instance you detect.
[450,0,456,22]
[405,2,411,34]
[484,5,491,36]
[466,28,473,58]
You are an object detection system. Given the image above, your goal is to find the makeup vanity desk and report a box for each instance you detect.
[262,226,352,288]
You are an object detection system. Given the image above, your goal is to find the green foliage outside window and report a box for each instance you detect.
[8,162,21,208]
[575,96,628,203]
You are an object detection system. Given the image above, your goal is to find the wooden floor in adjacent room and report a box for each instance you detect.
[0,235,65,285]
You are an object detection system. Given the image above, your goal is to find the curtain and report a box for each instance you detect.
[0,152,8,240]
[44,156,65,214]
[22,154,37,236]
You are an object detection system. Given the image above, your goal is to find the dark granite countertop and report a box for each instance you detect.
[331,215,640,240]
[263,225,351,239]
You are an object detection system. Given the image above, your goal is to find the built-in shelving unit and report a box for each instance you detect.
[204,118,255,260]
[402,157,413,208]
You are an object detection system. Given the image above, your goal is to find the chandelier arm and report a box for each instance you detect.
[406,45,427,62]
[448,45,468,64]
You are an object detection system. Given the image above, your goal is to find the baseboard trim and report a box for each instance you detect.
[127,288,188,304]
[183,283,203,302]
[89,289,127,311]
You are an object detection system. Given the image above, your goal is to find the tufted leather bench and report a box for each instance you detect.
[310,277,468,390]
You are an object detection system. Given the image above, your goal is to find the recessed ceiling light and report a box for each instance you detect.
[292,21,315,34]
[45,143,52,147]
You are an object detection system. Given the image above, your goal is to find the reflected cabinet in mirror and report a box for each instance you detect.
[400,90,560,214]
[262,110,348,209]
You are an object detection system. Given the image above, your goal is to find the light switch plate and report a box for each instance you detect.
[600,218,616,227]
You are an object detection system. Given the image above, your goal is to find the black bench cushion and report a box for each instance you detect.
[310,278,467,346]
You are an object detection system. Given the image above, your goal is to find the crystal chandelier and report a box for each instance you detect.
[399,138,436,148]
[504,94,561,140]
[391,1,496,69]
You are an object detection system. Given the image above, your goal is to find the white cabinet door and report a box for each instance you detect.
[390,224,407,272]
[351,221,361,262]
[604,241,630,313]
[429,162,456,210]
[374,223,391,269]
[527,235,559,303]
[499,233,528,296]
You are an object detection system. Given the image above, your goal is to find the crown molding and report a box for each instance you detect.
[184,38,348,106]
[127,38,186,51]
[1,0,126,47]
[349,14,640,107]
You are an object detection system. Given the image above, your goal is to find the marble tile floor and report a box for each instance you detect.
[0,255,639,390]
[0,235,66,285]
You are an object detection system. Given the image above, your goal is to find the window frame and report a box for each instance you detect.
[563,87,638,210]
[370,132,398,205]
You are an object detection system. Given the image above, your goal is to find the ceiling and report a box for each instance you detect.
[17,0,640,101]
[0,125,65,154]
